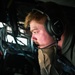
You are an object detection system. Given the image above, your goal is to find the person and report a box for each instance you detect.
[24,2,75,75]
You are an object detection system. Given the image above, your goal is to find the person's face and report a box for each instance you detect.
[30,20,55,48]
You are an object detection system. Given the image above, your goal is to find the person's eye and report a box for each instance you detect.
[34,31,37,33]
[33,30,38,34]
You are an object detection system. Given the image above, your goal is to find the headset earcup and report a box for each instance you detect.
[45,19,53,36]
[45,18,64,40]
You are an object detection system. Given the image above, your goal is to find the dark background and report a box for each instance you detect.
[0,0,75,22]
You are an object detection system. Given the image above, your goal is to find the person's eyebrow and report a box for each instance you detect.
[30,28,37,32]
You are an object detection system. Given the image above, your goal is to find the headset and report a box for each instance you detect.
[45,16,64,41]
[32,9,64,41]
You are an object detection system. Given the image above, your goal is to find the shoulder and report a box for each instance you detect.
[50,55,75,75]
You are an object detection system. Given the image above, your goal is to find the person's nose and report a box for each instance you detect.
[31,35,37,41]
